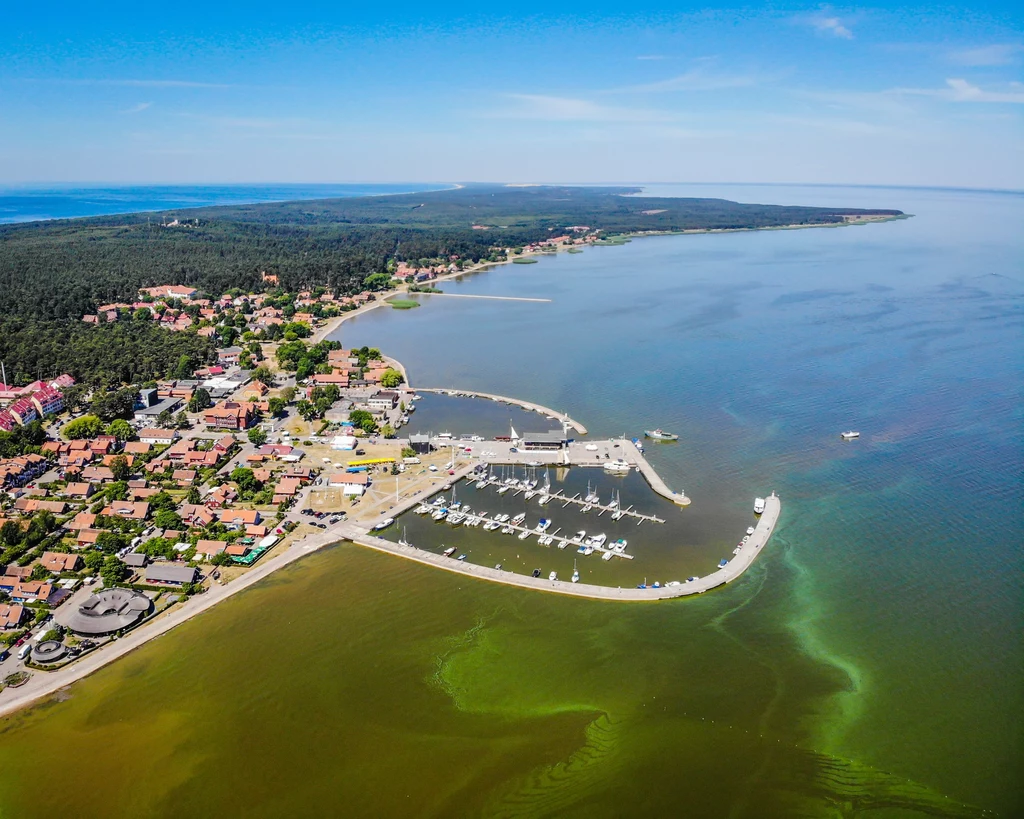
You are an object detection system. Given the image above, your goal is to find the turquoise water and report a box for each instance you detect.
[337,185,1024,813]
[0,183,448,223]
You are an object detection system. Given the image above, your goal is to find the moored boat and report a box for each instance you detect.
[644,429,679,441]
[841,430,861,440]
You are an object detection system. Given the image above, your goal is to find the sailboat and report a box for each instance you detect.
[571,560,580,584]
[398,527,410,547]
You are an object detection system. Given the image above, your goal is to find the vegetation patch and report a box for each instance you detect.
[388,299,421,309]
[512,258,539,264]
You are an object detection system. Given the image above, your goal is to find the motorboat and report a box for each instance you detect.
[631,437,644,453]
[415,504,431,515]
[431,507,448,521]
[746,526,755,535]
[532,568,542,578]
[511,512,526,526]
[581,503,592,513]
[841,431,860,440]
[612,539,627,553]
[754,497,766,515]
[548,571,558,581]
[557,539,569,550]
[457,554,467,561]
[585,533,607,548]
[573,530,586,542]
[501,525,514,534]
[373,518,395,530]
[571,561,580,583]
[443,546,457,557]
[604,459,631,472]
[484,519,501,531]
[718,558,729,568]
[535,519,552,533]
[644,429,679,441]
[602,550,614,561]
[518,529,532,540]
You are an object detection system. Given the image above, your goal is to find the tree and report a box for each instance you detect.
[100,556,129,586]
[108,454,131,482]
[267,397,286,417]
[363,272,391,291]
[30,563,51,581]
[1,521,21,547]
[279,386,296,404]
[296,400,318,422]
[175,410,191,429]
[247,427,267,447]
[188,388,212,413]
[107,419,134,442]
[103,483,130,505]
[133,307,152,322]
[380,423,395,439]
[65,415,104,440]
[154,509,183,530]
[91,387,139,421]
[210,551,233,567]
[310,384,340,405]
[252,366,275,386]
[186,486,202,505]
[230,467,261,496]
[380,368,404,388]
[83,551,104,572]
[157,408,173,428]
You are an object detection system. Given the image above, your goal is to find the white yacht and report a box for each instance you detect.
[841,431,860,440]
[548,571,558,581]
[602,550,614,561]
[511,512,526,525]
[518,529,532,540]
[585,533,607,548]
[557,539,569,550]
[571,561,580,583]
[603,459,631,472]
[431,507,448,521]
[535,518,552,533]
[754,497,766,515]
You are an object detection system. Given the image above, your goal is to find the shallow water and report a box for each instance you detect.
[0,185,1019,817]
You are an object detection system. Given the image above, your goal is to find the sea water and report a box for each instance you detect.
[0,185,1019,817]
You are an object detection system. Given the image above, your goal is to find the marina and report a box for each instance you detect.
[335,493,780,601]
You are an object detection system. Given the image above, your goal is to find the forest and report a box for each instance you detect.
[0,317,216,387]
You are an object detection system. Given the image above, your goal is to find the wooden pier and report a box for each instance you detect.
[410,502,635,560]
[469,474,664,525]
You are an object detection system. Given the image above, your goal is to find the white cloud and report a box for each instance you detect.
[609,67,766,94]
[896,78,1024,104]
[948,44,1023,67]
[105,79,232,88]
[485,94,679,123]
[802,8,854,40]
[636,55,666,61]
[122,102,153,114]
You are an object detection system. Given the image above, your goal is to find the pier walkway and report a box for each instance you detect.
[416,388,588,435]
[340,493,780,602]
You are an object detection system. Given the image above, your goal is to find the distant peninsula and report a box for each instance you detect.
[0,185,904,325]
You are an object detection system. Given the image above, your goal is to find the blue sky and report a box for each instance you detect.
[1,2,1021,188]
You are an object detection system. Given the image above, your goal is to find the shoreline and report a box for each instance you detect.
[312,212,909,345]
[0,212,836,719]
